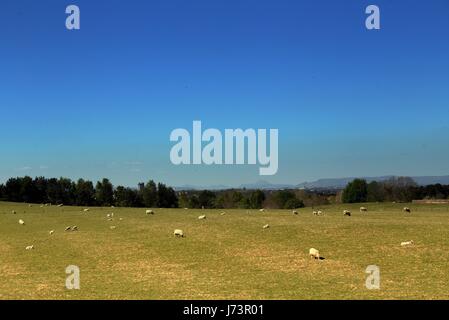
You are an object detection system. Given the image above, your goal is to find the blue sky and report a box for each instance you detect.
[0,0,448,187]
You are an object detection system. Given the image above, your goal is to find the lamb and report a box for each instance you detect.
[401,240,414,246]
[19,219,25,225]
[198,215,206,220]
[146,209,154,215]
[309,248,320,259]
[360,207,368,212]
[403,207,411,213]
[25,245,34,250]
[343,210,351,216]
[263,224,270,229]
[174,229,184,237]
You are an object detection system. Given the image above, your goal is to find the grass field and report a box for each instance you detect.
[1,201,449,300]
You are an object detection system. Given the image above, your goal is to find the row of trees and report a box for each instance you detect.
[178,189,305,209]
[341,177,449,203]
[0,176,178,208]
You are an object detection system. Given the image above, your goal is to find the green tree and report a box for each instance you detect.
[75,179,95,206]
[142,180,158,207]
[248,190,265,209]
[95,178,114,206]
[342,179,368,203]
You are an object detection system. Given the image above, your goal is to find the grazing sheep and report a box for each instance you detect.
[12,210,16,214]
[309,248,320,259]
[317,210,323,216]
[83,208,89,212]
[343,210,351,216]
[198,215,206,220]
[28,205,32,208]
[403,207,411,213]
[71,226,78,231]
[110,226,116,230]
[259,208,265,212]
[146,209,154,215]
[25,245,34,250]
[49,230,55,235]
[263,224,270,229]
[220,212,226,216]
[65,226,72,231]
[360,207,368,212]
[401,240,414,246]
[292,210,298,215]
[184,207,189,210]
[174,229,184,237]
[313,210,318,215]
[119,218,123,221]
[57,204,64,207]
[18,219,25,225]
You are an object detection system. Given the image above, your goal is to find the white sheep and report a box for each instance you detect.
[146,209,154,215]
[263,224,270,229]
[174,229,184,237]
[309,248,320,259]
[220,212,226,216]
[71,226,78,231]
[25,245,34,250]
[360,207,368,212]
[57,204,64,207]
[259,208,265,212]
[65,226,72,231]
[403,207,411,213]
[317,210,323,216]
[198,215,206,220]
[343,210,351,216]
[83,208,89,212]
[18,219,25,225]
[110,226,116,230]
[401,240,414,246]
[292,210,298,215]
[12,210,16,214]
[313,210,318,215]
[49,230,55,235]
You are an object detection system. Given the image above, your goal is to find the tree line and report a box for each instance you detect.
[0,176,178,208]
[341,177,449,203]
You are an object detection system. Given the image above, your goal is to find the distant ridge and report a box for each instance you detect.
[174,175,449,191]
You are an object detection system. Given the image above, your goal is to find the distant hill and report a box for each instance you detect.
[174,175,449,191]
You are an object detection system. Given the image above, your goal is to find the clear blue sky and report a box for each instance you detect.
[0,0,448,187]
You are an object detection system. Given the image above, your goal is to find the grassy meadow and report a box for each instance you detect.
[0,201,448,300]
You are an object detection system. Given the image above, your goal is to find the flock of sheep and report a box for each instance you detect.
[13,204,415,258]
